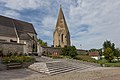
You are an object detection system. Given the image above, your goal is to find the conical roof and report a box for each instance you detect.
[55,5,69,32]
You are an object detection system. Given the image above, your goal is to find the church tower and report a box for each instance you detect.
[53,5,70,47]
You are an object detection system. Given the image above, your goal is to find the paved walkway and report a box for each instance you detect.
[0,57,120,80]
[0,67,120,80]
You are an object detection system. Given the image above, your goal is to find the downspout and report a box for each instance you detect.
[12,20,19,43]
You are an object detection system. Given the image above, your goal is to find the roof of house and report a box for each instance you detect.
[89,52,99,56]
[0,15,37,38]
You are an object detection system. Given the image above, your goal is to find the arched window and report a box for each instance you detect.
[61,34,64,42]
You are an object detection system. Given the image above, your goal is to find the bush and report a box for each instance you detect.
[98,59,108,66]
[74,54,98,63]
[104,62,120,67]
[0,48,3,57]
[42,52,51,57]
[50,55,64,59]
[61,46,77,58]
[1,56,35,64]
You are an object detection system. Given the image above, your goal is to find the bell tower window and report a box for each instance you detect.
[61,34,64,42]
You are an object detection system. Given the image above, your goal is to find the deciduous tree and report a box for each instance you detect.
[104,48,114,62]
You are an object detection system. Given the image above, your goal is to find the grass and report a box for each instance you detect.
[104,62,120,67]
[74,54,98,63]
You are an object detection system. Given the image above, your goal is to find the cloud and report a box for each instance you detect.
[41,16,56,30]
[0,0,120,49]
[3,10,20,18]
[35,16,56,46]
[68,0,120,49]
[0,0,50,10]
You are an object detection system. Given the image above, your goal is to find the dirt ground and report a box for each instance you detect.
[0,67,120,80]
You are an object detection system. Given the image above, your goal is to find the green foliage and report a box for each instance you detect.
[61,46,77,58]
[89,49,99,52]
[0,47,3,57]
[104,48,114,62]
[42,51,51,57]
[103,40,115,50]
[1,56,35,64]
[50,55,64,59]
[104,62,120,67]
[38,39,47,47]
[69,46,77,58]
[114,48,120,61]
[103,40,116,62]
[98,59,108,65]
[1,51,34,64]
[75,54,98,63]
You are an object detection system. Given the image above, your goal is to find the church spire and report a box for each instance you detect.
[56,5,69,32]
[60,4,62,8]
[53,5,71,47]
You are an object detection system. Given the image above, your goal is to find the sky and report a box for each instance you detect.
[0,0,120,50]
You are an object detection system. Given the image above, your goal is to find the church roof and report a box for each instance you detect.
[55,5,69,33]
[0,15,37,38]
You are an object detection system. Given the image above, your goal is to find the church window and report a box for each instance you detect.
[61,34,64,42]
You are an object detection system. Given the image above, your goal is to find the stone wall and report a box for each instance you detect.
[0,35,17,42]
[77,49,88,54]
[0,42,26,55]
[41,47,87,55]
[42,47,61,54]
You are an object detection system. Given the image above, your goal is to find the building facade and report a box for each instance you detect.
[53,5,70,47]
[0,15,37,54]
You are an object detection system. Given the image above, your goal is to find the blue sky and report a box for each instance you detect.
[0,0,120,50]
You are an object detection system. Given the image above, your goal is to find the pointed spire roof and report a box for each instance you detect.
[55,5,69,32]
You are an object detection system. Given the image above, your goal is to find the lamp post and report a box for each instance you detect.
[80,44,82,50]
[101,48,105,67]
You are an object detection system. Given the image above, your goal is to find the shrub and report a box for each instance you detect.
[61,46,77,58]
[0,48,3,56]
[74,54,98,63]
[50,55,64,59]
[104,62,120,67]
[1,56,35,64]
[98,59,108,66]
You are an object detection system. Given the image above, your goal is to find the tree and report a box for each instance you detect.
[61,46,69,56]
[69,46,77,58]
[114,48,120,61]
[61,46,77,58]
[38,39,47,47]
[103,40,115,50]
[104,48,114,62]
[103,40,116,62]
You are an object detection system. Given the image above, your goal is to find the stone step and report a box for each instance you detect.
[47,65,80,71]
[49,67,90,75]
[49,68,76,75]
[29,60,98,75]
[48,65,92,74]
[49,67,79,73]
[7,63,22,70]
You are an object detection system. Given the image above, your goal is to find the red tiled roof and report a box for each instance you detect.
[89,52,99,56]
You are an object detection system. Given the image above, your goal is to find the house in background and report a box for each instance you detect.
[0,15,38,54]
[89,52,100,60]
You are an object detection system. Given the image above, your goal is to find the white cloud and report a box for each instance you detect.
[0,0,50,10]
[68,0,120,49]
[37,16,56,38]
[41,16,56,30]
[0,0,120,49]
[4,10,20,18]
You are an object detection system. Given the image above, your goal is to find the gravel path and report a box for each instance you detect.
[0,67,120,80]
